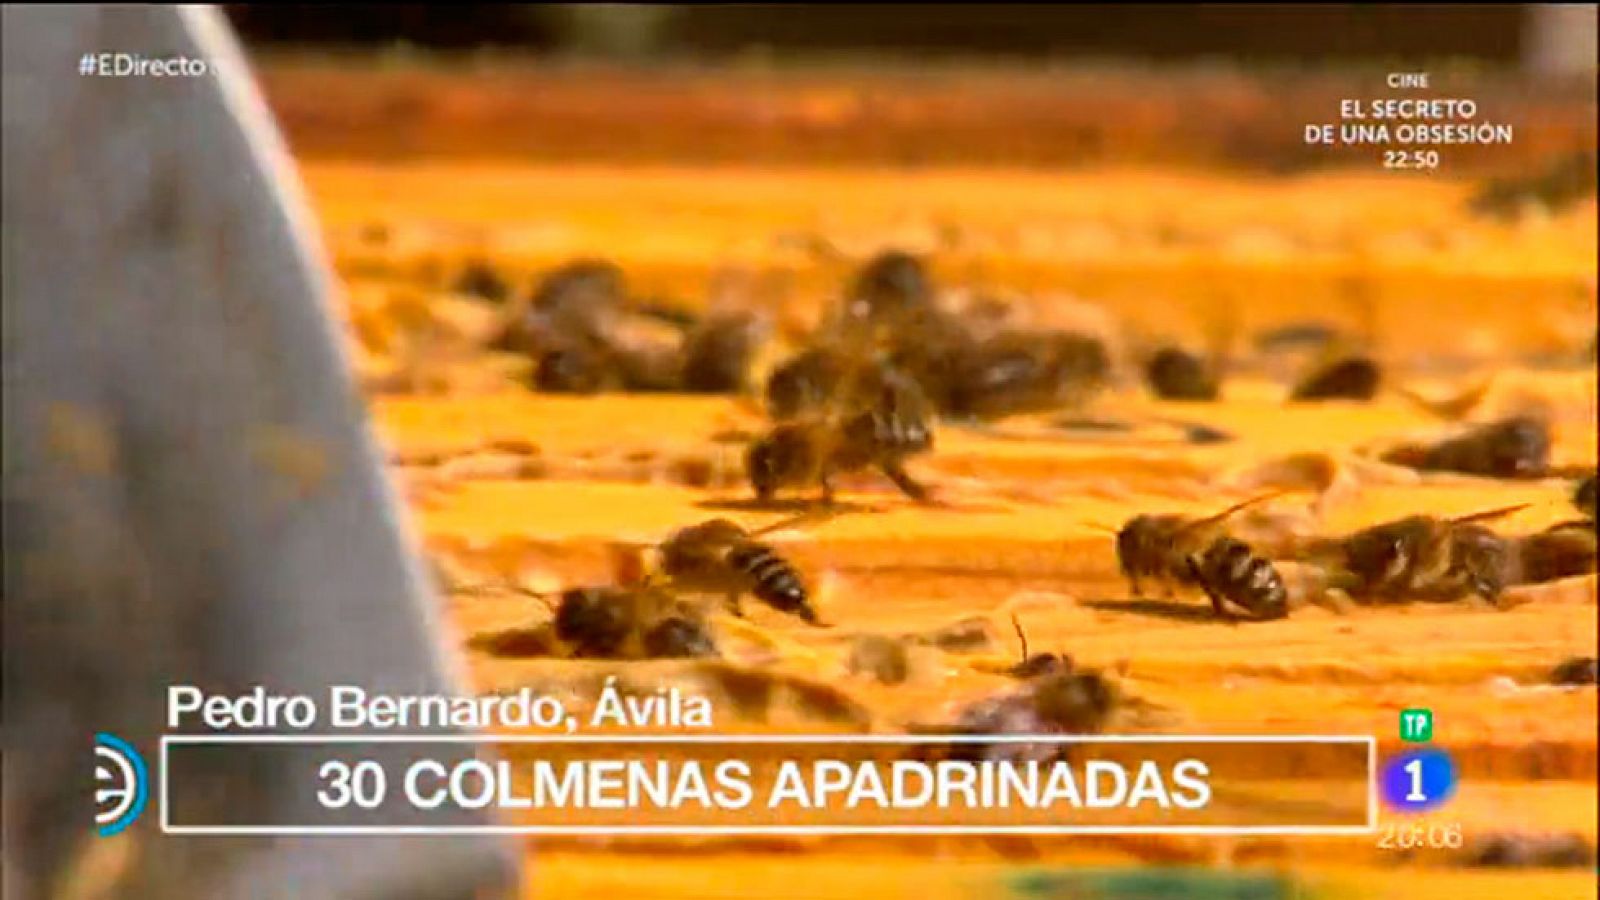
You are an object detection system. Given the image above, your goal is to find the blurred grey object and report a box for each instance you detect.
[2,5,517,899]
[1524,3,1599,77]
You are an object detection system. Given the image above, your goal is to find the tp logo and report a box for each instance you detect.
[94,733,149,837]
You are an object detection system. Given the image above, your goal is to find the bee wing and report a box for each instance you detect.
[1448,503,1532,525]
[1176,490,1290,536]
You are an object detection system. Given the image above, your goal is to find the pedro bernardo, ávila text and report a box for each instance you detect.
[167,682,714,732]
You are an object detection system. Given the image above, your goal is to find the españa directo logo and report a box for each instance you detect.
[94,733,149,837]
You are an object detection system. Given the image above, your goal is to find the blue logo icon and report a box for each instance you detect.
[1380,746,1457,813]
[94,732,148,836]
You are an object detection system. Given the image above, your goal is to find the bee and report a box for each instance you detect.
[656,515,822,625]
[680,312,765,394]
[1289,354,1382,401]
[1185,536,1290,621]
[840,249,934,332]
[763,346,921,421]
[746,397,934,504]
[1304,504,1529,603]
[492,258,625,355]
[550,585,718,659]
[882,306,984,414]
[532,341,615,393]
[927,669,1121,765]
[1380,415,1551,479]
[1550,656,1598,687]
[1573,474,1596,518]
[1145,346,1220,402]
[640,615,720,659]
[944,329,1112,420]
[1112,493,1284,599]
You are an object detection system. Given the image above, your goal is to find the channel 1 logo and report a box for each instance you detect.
[1380,708,1458,813]
[94,733,149,837]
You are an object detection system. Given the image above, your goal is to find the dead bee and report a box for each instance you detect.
[1306,504,1528,603]
[1516,520,1598,585]
[1574,474,1596,518]
[944,329,1112,420]
[532,341,615,393]
[551,586,649,658]
[1289,354,1382,401]
[452,259,511,304]
[932,669,1121,764]
[746,400,934,504]
[1145,346,1219,401]
[551,585,717,659]
[492,258,625,355]
[1112,493,1283,599]
[680,313,764,394]
[1381,415,1551,479]
[1185,536,1289,621]
[1005,614,1071,678]
[640,615,720,659]
[656,514,823,625]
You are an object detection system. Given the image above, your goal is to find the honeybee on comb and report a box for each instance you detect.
[838,249,935,338]
[655,512,826,625]
[1185,536,1290,621]
[746,367,936,505]
[1301,504,1529,604]
[1380,415,1551,480]
[763,345,923,422]
[1143,310,1234,402]
[1288,274,1384,402]
[1109,493,1283,597]
[1289,354,1382,402]
[1145,346,1220,402]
